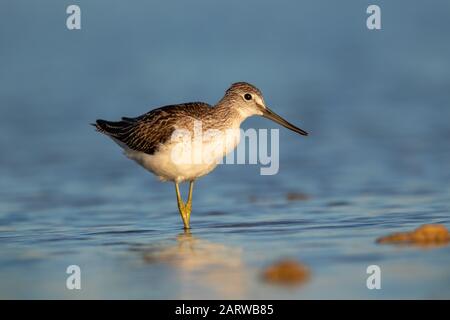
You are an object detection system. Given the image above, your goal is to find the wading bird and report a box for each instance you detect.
[93,82,308,229]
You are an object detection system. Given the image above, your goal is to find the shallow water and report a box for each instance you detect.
[1,0,450,299]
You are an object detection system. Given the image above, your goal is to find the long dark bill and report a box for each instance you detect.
[262,106,308,136]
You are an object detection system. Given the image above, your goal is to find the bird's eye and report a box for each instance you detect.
[244,93,252,101]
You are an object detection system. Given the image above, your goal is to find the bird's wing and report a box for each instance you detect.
[93,102,211,155]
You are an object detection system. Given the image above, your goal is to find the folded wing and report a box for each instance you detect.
[93,102,211,155]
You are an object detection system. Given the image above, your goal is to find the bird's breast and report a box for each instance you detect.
[170,127,241,165]
[124,127,241,182]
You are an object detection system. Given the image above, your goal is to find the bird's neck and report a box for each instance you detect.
[214,99,250,129]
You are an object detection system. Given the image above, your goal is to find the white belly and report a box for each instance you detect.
[117,128,241,182]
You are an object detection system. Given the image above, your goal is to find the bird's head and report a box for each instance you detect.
[221,82,308,136]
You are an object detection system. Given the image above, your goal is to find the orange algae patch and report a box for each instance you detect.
[376,224,450,247]
[262,259,310,286]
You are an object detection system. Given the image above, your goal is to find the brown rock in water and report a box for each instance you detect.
[376,224,450,246]
[286,192,310,201]
[262,259,310,286]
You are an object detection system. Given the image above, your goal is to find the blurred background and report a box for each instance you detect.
[0,0,449,299]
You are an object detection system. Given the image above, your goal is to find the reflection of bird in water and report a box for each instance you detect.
[93,82,308,229]
[138,230,248,299]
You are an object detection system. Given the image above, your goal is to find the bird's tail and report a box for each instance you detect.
[91,119,132,137]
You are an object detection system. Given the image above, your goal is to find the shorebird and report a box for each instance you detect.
[93,82,308,229]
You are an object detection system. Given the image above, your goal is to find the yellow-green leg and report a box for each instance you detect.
[175,181,194,229]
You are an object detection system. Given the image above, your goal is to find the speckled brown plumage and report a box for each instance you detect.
[94,102,213,155]
[93,82,262,155]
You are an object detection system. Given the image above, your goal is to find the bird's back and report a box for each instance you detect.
[93,102,212,155]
